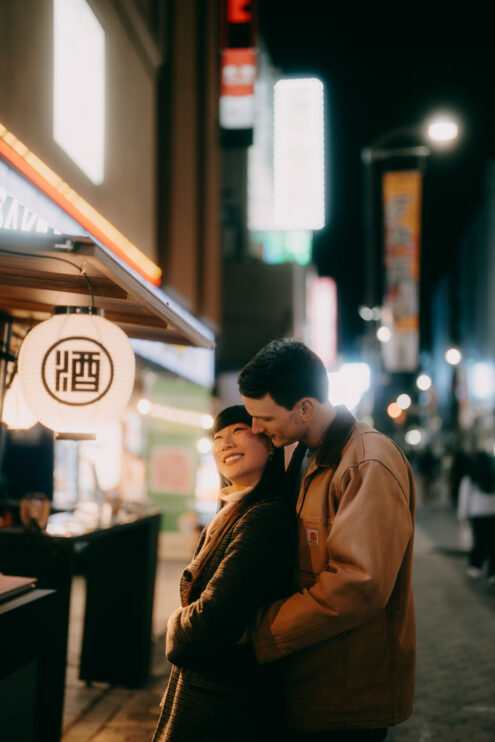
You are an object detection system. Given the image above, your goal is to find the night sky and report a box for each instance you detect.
[259,3,495,355]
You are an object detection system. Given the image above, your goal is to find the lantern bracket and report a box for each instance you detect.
[53,306,101,316]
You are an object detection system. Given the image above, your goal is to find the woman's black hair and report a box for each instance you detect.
[185,441,285,602]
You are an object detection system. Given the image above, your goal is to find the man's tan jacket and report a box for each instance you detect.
[254,408,416,731]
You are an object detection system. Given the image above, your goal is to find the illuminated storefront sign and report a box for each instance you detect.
[0,191,55,234]
[53,0,105,184]
[274,78,325,230]
[0,125,161,285]
[249,230,312,265]
[306,275,337,369]
[220,47,257,129]
[219,0,257,132]
[131,339,215,388]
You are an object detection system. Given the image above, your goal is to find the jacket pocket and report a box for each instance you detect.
[285,631,347,706]
[297,516,331,578]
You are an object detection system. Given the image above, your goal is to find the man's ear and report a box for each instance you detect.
[299,398,314,421]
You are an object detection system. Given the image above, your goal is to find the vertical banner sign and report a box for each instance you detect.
[381,170,423,372]
[306,275,338,369]
[219,0,257,131]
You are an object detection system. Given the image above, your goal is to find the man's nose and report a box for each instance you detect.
[252,419,264,435]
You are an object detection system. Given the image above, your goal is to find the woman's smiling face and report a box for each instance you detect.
[212,422,271,490]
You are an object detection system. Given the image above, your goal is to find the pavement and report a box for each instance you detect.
[61,499,495,742]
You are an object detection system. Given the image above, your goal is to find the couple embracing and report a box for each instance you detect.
[152,340,416,742]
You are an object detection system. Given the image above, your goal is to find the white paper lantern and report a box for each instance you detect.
[18,309,135,435]
[2,375,38,430]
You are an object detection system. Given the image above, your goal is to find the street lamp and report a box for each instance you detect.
[424,114,460,147]
[361,112,459,310]
[360,113,459,424]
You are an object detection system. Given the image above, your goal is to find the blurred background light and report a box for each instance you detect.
[328,362,371,411]
[405,428,422,446]
[137,398,151,415]
[201,414,214,430]
[358,305,381,322]
[387,402,403,420]
[371,306,382,321]
[377,326,392,343]
[426,115,459,144]
[196,437,212,455]
[252,230,312,265]
[359,305,373,321]
[416,373,432,391]
[397,393,412,410]
[445,347,462,365]
[469,361,495,401]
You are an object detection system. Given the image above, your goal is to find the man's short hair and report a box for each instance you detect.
[238,339,329,410]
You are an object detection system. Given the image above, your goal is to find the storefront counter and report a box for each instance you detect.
[0,511,161,690]
[0,588,64,742]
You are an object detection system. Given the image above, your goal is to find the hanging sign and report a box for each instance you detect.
[219,0,258,132]
[219,47,257,129]
[381,170,422,372]
[18,311,135,436]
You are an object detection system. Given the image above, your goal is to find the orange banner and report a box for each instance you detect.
[381,170,423,371]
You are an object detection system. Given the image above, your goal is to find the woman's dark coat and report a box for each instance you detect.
[151,487,294,742]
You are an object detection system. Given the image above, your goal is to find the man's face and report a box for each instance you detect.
[241,393,306,448]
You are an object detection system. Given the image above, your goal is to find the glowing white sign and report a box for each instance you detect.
[53,0,105,184]
[328,363,371,411]
[274,78,325,230]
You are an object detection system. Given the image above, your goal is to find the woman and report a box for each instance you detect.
[152,405,294,742]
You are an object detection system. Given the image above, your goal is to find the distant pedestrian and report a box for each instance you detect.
[457,450,495,584]
[416,447,438,504]
[151,405,294,742]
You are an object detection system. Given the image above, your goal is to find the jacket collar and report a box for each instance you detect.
[314,406,356,468]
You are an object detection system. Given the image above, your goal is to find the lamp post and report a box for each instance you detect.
[361,113,459,310]
[360,113,459,425]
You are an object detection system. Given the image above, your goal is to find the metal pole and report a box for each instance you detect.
[361,147,376,309]
[0,315,13,482]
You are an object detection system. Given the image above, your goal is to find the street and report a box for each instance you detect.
[61,505,495,742]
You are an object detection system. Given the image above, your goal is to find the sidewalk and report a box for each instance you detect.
[61,560,182,742]
[389,505,495,741]
[61,505,495,742]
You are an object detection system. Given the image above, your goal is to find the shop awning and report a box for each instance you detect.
[0,231,215,349]
[0,123,215,351]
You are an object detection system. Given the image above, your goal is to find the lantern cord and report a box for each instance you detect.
[5,360,17,391]
[0,247,96,310]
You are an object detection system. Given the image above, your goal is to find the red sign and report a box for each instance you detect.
[228,0,251,23]
[220,48,256,97]
[221,0,257,48]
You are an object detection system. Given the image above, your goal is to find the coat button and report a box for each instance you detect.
[183,569,192,582]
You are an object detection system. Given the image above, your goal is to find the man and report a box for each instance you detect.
[238,340,416,742]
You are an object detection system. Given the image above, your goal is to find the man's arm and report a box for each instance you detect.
[166,500,293,668]
[253,460,413,663]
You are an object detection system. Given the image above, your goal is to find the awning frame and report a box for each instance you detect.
[0,232,216,350]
